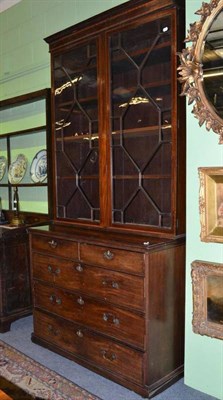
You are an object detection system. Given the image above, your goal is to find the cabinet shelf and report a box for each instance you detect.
[56,124,172,142]
[0,183,48,187]
[55,79,171,113]
[113,174,171,180]
[57,175,98,180]
[57,174,170,180]
[0,125,46,139]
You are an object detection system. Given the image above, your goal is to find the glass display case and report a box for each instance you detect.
[50,3,185,237]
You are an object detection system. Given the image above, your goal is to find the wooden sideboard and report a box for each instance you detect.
[0,226,31,332]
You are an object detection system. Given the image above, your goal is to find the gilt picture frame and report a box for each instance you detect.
[199,167,223,243]
[191,260,223,340]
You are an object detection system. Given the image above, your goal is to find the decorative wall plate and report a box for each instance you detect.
[0,156,7,181]
[30,150,47,183]
[8,154,27,184]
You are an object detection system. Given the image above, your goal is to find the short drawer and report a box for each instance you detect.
[33,310,144,385]
[31,234,78,258]
[32,253,144,311]
[80,243,145,275]
[33,281,145,349]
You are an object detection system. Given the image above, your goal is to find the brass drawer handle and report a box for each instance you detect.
[48,324,59,336]
[103,250,114,260]
[103,312,119,325]
[48,265,60,275]
[49,295,55,303]
[101,349,116,361]
[48,265,53,273]
[49,295,62,305]
[102,280,119,289]
[76,329,83,338]
[77,296,85,305]
[48,239,58,249]
[76,264,83,272]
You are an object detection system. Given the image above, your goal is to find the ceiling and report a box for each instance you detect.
[0,0,22,13]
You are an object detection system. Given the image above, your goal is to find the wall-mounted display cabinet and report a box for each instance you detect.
[0,89,52,224]
[30,0,186,398]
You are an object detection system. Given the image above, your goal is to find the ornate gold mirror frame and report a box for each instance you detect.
[178,0,223,144]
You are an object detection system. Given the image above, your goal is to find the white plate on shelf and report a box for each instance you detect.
[8,154,27,184]
[30,149,47,183]
[0,156,7,181]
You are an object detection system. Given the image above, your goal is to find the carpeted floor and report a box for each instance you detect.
[0,316,219,400]
[0,339,100,400]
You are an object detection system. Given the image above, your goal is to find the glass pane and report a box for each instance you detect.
[53,40,100,222]
[110,16,172,228]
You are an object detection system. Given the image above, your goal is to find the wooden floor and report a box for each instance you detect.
[0,377,34,400]
[0,389,13,400]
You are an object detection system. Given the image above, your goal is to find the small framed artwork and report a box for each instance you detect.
[191,260,223,340]
[198,167,223,243]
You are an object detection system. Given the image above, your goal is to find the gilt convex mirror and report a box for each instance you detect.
[178,0,223,144]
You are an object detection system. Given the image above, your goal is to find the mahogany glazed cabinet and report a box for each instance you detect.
[29,0,186,397]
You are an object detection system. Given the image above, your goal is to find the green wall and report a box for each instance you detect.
[0,0,129,98]
[0,0,222,399]
[185,2,223,399]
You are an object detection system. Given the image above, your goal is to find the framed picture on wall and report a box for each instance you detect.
[191,260,223,340]
[198,167,223,243]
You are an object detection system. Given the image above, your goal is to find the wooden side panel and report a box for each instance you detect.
[146,243,185,387]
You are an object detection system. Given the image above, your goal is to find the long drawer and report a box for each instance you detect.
[80,243,145,275]
[32,253,144,311]
[33,309,144,385]
[33,281,145,349]
[31,234,78,259]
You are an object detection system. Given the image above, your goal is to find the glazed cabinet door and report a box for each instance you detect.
[53,40,100,222]
[108,14,174,231]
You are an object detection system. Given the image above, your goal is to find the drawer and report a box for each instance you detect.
[80,243,145,275]
[31,234,78,259]
[33,281,145,349]
[33,310,144,385]
[32,253,144,311]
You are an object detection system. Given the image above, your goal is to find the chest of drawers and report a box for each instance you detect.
[29,225,185,398]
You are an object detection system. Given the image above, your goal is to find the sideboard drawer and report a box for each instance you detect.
[33,281,145,349]
[33,310,144,385]
[31,234,78,258]
[80,243,145,275]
